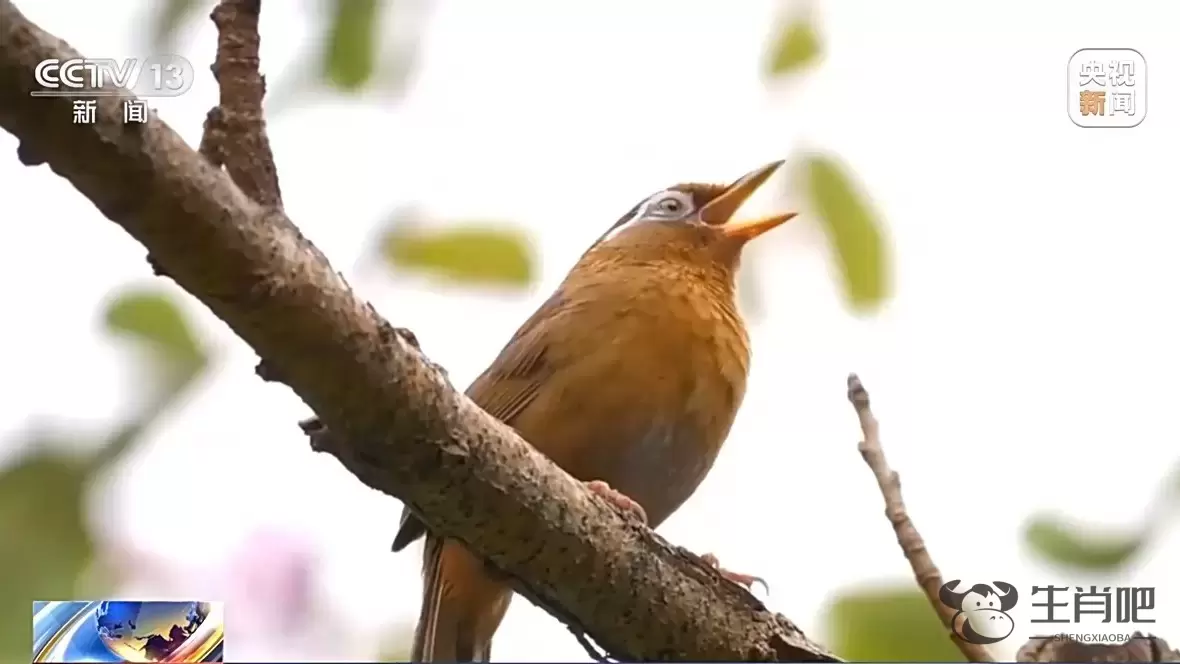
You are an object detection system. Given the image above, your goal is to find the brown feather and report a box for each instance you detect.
[392,290,577,552]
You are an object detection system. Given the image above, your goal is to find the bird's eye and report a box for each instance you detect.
[657,197,683,214]
[646,192,693,219]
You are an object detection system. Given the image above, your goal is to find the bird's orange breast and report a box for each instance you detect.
[492,260,751,527]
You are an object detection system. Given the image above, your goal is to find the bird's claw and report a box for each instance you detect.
[700,553,769,595]
[585,480,647,524]
[581,483,766,593]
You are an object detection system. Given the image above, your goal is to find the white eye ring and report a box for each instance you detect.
[646,191,693,219]
[656,197,684,214]
[597,190,693,244]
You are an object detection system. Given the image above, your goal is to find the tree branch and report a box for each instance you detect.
[848,375,1179,663]
[199,0,282,208]
[0,2,836,660]
[848,374,995,663]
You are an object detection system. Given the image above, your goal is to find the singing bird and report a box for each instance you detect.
[399,161,796,662]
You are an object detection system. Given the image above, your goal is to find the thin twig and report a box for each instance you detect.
[202,0,283,207]
[847,374,995,663]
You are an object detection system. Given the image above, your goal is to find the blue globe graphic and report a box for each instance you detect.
[95,601,210,662]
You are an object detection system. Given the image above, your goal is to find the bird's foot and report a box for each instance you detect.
[585,480,647,524]
[700,553,769,594]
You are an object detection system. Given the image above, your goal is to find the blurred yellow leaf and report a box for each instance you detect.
[150,0,206,53]
[323,0,381,91]
[766,18,822,76]
[801,154,891,311]
[381,224,536,289]
[1024,515,1146,572]
[824,586,965,661]
[0,448,98,663]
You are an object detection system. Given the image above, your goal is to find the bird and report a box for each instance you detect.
[398,160,797,662]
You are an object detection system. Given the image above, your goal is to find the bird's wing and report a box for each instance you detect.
[465,290,573,423]
[391,290,575,551]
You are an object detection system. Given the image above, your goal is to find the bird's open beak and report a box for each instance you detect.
[720,211,798,241]
[699,160,797,241]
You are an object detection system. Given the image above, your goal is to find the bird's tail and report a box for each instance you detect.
[411,536,512,662]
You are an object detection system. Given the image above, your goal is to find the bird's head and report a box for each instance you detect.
[583,160,796,273]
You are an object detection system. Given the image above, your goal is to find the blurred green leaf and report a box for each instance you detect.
[150,0,204,53]
[381,224,536,289]
[0,448,98,663]
[767,18,822,76]
[98,289,209,470]
[1024,515,1146,571]
[802,154,891,311]
[825,586,965,662]
[0,293,211,662]
[322,0,381,91]
[104,289,207,383]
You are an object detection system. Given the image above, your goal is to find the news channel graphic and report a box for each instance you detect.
[31,600,223,663]
[30,55,195,126]
[1067,48,1147,128]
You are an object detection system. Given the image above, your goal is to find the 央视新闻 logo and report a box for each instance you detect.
[1067,48,1146,128]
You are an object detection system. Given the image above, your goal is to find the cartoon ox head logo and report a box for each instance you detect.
[939,580,1019,645]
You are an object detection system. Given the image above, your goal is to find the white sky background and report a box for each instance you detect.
[2,0,1178,661]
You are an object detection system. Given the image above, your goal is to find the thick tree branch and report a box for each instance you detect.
[0,2,836,660]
